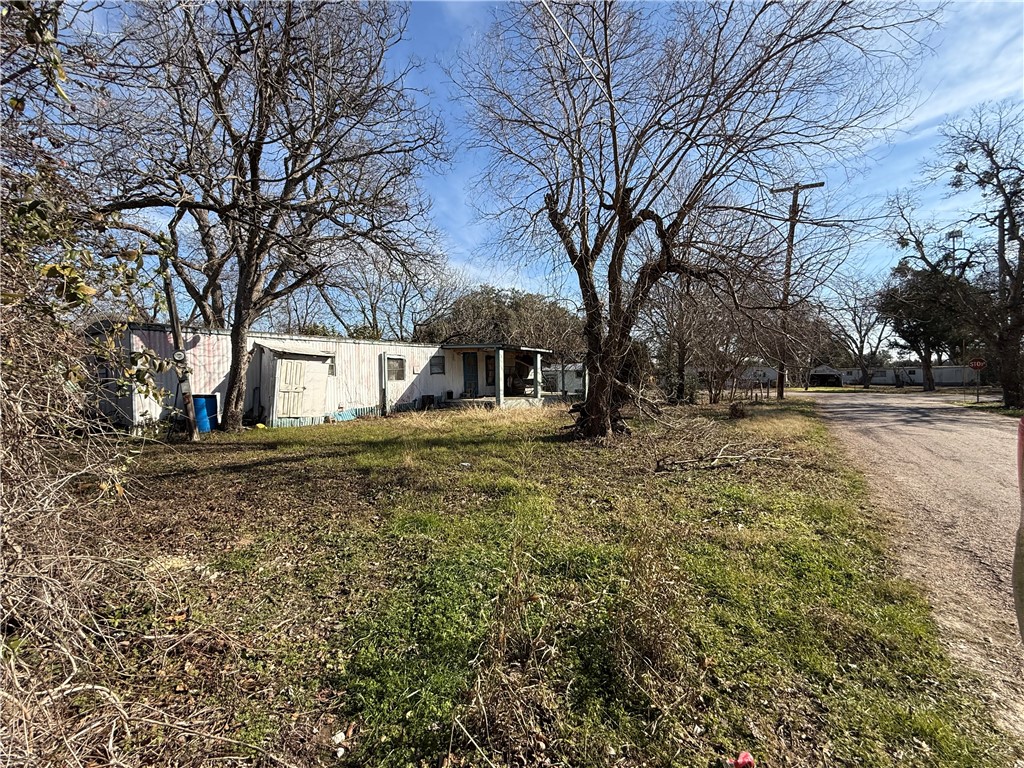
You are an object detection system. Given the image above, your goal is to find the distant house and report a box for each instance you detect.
[542,362,586,395]
[93,323,550,429]
[733,365,779,386]
[833,365,979,387]
[808,365,844,387]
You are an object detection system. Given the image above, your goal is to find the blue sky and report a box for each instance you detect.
[397,1,1024,289]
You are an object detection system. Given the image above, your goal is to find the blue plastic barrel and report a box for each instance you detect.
[193,395,218,432]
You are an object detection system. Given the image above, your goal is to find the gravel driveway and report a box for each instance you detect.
[804,390,1024,738]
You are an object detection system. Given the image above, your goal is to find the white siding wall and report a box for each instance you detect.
[332,341,461,415]
[838,366,979,386]
[542,366,585,394]
[128,326,234,425]
[933,366,980,385]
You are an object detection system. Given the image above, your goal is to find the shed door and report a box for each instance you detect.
[463,352,478,397]
[277,358,306,418]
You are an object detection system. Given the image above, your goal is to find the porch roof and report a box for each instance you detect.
[441,343,551,355]
[255,340,334,358]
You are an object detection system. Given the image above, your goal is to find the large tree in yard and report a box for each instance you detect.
[877,265,970,391]
[457,1,936,437]
[77,1,445,430]
[935,101,1024,407]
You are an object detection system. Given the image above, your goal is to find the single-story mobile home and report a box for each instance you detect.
[94,323,550,429]
[833,365,979,387]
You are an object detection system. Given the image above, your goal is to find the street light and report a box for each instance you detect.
[946,229,963,261]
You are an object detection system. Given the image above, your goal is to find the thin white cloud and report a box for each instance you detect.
[900,1,1023,133]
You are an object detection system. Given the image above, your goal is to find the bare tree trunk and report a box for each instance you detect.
[922,344,936,391]
[860,364,871,389]
[223,306,253,432]
[578,365,614,437]
[675,337,687,403]
[999,327,1024,408]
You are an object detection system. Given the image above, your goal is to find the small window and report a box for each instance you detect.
[387,357,406,381]
[485,355,496,386]
[429,355,445,375]
[574,370,583,379]
[327,358,336,376]
[908,369,916,375]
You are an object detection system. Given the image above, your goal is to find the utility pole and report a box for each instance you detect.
[947,230,966,401]
[770,180,824,399]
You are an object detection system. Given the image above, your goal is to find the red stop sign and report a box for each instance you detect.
[968,357,987,371]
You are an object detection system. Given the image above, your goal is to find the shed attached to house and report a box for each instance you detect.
[252,341,335,427]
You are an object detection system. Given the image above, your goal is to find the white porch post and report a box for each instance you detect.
[534,351,543,400]
[495,347,504,408]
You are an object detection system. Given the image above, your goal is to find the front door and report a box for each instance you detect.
[277,358,306,417]
[463,352,478,397]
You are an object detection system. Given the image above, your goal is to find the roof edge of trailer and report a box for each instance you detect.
[108,322,554,356]
[116,322,445,351]
[441,343,552,354]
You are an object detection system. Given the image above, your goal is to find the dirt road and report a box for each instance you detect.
[807,391,1024,737]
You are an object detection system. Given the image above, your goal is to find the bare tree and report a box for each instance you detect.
[683,284,762,404]
[74,1,446,429]
[314,245,465,341]
[824,272,892,388]
[637,277,695,402]
[457,1,936,436]
[933,101,1024,407]
[2,4,175,761]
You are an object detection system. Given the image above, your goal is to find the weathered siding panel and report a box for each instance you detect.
[129,327,235,425]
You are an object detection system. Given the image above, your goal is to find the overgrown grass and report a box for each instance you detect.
[962,401,1024,419]
[108,402,1015,767]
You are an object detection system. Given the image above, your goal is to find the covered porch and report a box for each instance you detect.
[441,344,550,408]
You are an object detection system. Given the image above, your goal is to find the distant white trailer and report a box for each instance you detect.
[835,365,979,387]
[735,365,779,385]
[542,362,586,395]
[931,365,981,386]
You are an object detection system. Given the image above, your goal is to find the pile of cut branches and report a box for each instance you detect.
[655,442,790,472]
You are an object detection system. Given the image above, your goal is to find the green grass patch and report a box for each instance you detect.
[120,403,1017,767]
[963,401,1024,419]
